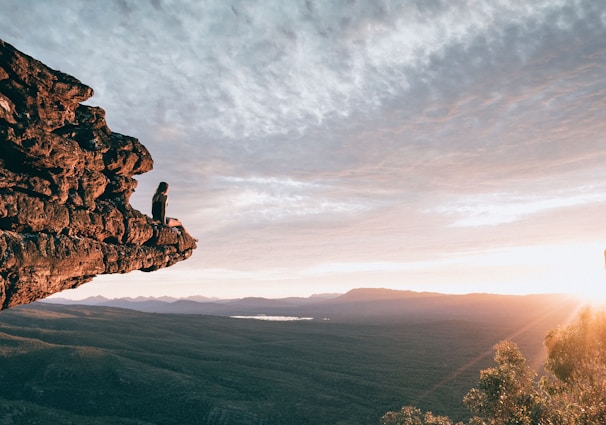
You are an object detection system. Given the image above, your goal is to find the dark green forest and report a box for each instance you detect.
[0,295,581,424]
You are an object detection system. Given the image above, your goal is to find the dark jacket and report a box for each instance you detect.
[152,193,167,224]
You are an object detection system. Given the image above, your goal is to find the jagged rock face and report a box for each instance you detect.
[0,40,197,310]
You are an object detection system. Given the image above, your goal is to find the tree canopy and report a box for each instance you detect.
[382,308,606,425]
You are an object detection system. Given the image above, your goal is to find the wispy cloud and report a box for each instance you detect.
[2,0,606,297]
[3,0,595,140]
[431,187,606,227]
[208,176,372,225]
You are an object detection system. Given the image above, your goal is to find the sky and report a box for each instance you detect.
[2,0,606,300]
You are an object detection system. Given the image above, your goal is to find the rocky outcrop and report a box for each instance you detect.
[0,40,197,310]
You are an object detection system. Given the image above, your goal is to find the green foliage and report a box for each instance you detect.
[383,308,606,425]
[540,308,606,424]
[381,406,456,425]
[383,342,547,425]
[462,341,547,425]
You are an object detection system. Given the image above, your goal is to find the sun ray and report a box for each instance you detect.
[411,296,585,406]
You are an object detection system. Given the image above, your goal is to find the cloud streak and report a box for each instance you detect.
[4,0,594,140]
[3,0,606,298]
[432,188,606,227]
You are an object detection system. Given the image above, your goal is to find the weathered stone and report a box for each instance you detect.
[0,39,197,310]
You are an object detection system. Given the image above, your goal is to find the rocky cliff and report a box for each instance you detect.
[0,40,197,310]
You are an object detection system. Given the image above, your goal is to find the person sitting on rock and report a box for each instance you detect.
[152,181,182,227]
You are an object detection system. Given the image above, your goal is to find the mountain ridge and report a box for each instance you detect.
[43,287,580,322]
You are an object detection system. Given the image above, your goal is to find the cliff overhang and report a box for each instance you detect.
[0,40,197,310]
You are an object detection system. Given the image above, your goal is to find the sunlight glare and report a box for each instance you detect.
[550,243,606,306]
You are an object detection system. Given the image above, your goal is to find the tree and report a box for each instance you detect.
[463,341,547,425]
[381,308,606,425]
[540,308,606,424]
[381,406,456,425]
[380,342,546,425]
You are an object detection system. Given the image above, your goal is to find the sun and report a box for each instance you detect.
[567,255,606,306]
[525,242,606,309]
[528,243,606,307]
[573,283,606,306]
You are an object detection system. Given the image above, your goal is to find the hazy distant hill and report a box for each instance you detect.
[45,288,581,323]
[2,291,583,424]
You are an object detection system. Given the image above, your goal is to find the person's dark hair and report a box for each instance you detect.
[155,181,169,195]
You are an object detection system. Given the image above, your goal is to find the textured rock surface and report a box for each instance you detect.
[0,40,197,310]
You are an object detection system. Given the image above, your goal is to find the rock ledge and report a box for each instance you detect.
[0,40,197,310]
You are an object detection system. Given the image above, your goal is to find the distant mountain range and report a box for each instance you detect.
[42,288,582,322]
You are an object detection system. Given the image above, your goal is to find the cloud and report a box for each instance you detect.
[5,2,605,187]
[206,176,373,226]
[5,0,599,141]
[3,0,606,298]
[431,188,606,227]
